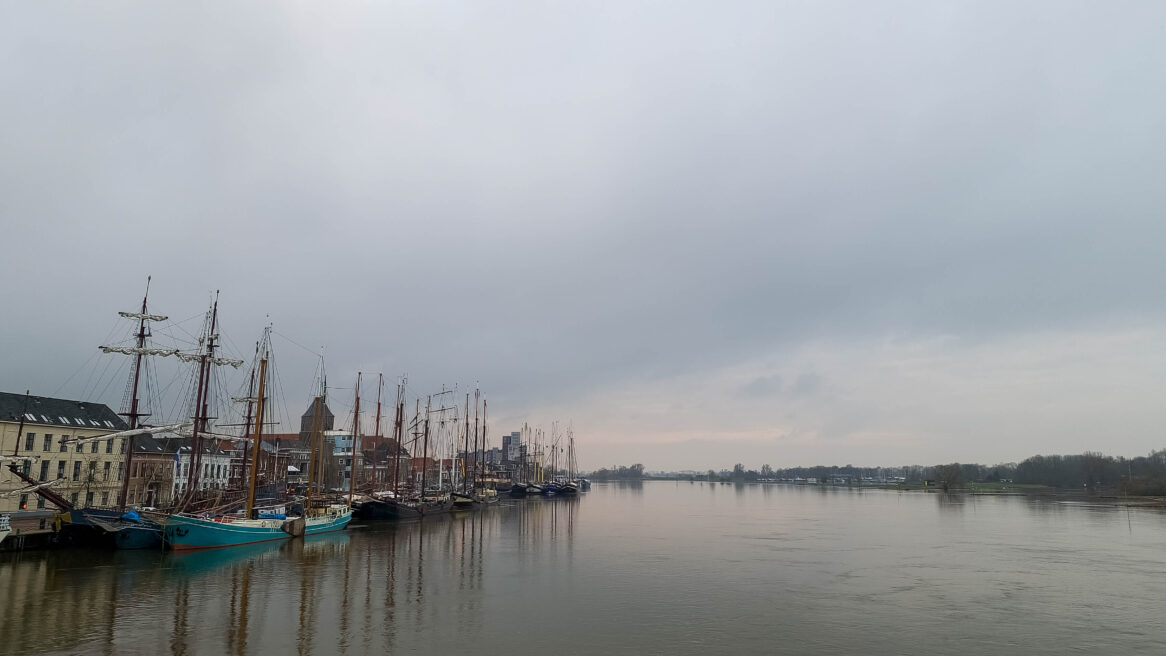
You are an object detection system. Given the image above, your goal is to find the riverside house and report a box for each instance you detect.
[0,392,129,513]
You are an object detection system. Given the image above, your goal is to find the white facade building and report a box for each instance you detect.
[165,437,233,499]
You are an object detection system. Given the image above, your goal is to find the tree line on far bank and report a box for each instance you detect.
[587,463,645,480]
[587,449,1166,495]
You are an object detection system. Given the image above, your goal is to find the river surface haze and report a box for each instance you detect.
[2,482,1164,655]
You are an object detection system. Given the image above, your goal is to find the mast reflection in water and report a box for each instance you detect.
[0,499,567,655]
[6,483,1166,655]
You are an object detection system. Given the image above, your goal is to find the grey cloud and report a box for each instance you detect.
[740,375,782,398]
[3,2,1165,467]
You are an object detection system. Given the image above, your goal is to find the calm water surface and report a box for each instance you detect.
[2,482,1165,655]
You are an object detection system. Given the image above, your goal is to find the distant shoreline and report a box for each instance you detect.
[593,478,1166,507]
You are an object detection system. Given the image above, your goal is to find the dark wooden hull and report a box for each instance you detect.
[355,498,454,520]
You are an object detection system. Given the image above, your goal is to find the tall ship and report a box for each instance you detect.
[354,389,455,520]
[62,278,191,550]
[163,311,351,550]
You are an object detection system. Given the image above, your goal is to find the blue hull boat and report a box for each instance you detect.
[304,506,352,535]
[64,508,164,550]
[163,514,296,551]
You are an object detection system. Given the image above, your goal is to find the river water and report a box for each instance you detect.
[2,481,1164,655]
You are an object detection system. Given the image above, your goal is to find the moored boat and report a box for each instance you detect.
[78,280,184,550]
[354,497,413,520]
[473,487,499,504]
[354,494,453,519]
[163,512,298,551]
[164,325,312,551]
[73,508,164,549]
[416,493,455,516]
[304,504,352,535]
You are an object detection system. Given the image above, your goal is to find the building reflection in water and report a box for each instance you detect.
[0,498,582,655]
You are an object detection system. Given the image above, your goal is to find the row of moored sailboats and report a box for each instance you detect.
[47,281,563,552]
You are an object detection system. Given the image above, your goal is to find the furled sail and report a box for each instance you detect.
[71,422,194,445]
[99,346,181,357]
[175,429,243,442]
[0,478,63,498]
[174,353,244,368]
[0,454,41,463]
[118,311,168,322]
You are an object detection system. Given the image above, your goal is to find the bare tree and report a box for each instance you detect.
[934,463,965,492]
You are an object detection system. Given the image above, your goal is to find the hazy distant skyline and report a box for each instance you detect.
[3,3,1165,471]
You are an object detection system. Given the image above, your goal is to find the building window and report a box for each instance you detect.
[133,463,140,478]
[73,461,81,481]
[70,492,79,505]
[21,460,31,476]
[118,463,124,481]
[19,494,28,510]
[39,460,49,480]
[106,440,113,454]
[101,492,109,506]
[75,442,82,453]
[89,461,96,478]
[60,438,68,452]
[90,442,98,454]
[85,492,94,507]
[103,462,111,481]
[43,434,52,451]
[24,433,35,451]
[37,496,46,510]
[57,461,65,479]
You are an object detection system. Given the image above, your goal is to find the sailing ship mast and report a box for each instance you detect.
[462,393,470,494]
[419,395,431,497]
[98,277,180,510]
[478,399,487,488]
[347,373,362,507]
[244,354,268,519]
[481,399,488,488]
[176,293,243,509]
[472,389,480,489]
[391,382,404,496]
[410,399,420,494]
[235,341,258,490]
[371,374,383,492]
[182,299,217,503]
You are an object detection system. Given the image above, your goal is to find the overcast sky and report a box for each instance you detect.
[3,2,1164,471]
